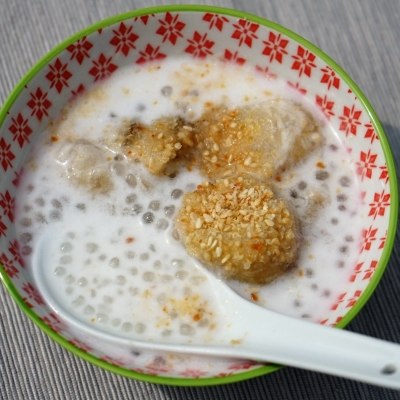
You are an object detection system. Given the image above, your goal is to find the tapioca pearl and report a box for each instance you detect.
[66,287,74,295]
[35,213,47,223]
[164,205,175,218]
[289,189,299,199]
[338,204,346,212]
[305,268,314,277]
[322,289,331,297]
[171,229,180,241]
[65,274,75,284]
[122,322,133,332]
[90,289,97,298]
[339,176,351,187]
[77,277,88,287]
[143,271,155,282]
[311,283,318,290]
[109,257,120,268]
[51,199,63,209]
[125,193,137,204]
[34,197,45,207]
[298,181,307,190]
[60,242,73,253]
[136,103,146,112]
[148,200,160,211]
[156,218,169,231]
[111,318,121,327]
[339,245,348,254]
[345,235,354,242]
[161,86,173,97]
[19,232,32,244]
[337,194,348,202]
[23,205,32,213]
[125,251,135,259]
[60,255,73,265]
[149,244,156,253]
[337,260,345,268]
[161,274,173,283]
[111,162,125,176]
[72,296,85,307]
[26,184,34,193]
[21,245,32,256]
[116,275,126,285]
[293,300,302,307]
[140,253,149,261]
[185,183,196,191]
[153,260,162,269]
[84,258,92,266]
[180,324,195,336]
[171,259,184,269]
[96,313,108,324]
[84,305,95,315]
[85,242,98,253]
[171,189,183,199]
[76,203,86,211]
[125,174,137,188]
[99,254,107,261]
[124,204,143,216]
[175,270,188,280]
[67,232,76,240]
[161,329,172,337]
[142,212,154,224]
[50,210,62,221]
[129,267,138,276]
[301,314,311,319]
[20,217,32,227]
[315,170,329,181]
[331,217,339,225]
[128,287,139,296]
[134,322,146,334]
[55,266,66,276]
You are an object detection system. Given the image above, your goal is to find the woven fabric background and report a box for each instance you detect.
[1,0,399,399]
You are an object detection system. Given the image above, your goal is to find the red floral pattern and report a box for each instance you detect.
[202,13,229,31]
[339,105,362,136]
[88,53,118,81]
[0,138,15,172]
[364,122,379,143]
[368,191,390,219]
[110,22,139,56]
[0,191,14,222]
[156,12,185,45]
[320,66,340,89]
[357,150,377,180]
[27,88,52,121]
[291,46,317,77]
[46,58,72,93]
[287,81,307,95]
[185,32,214,58]
[0,253,18,277]
[8,239,24,267]
[315,94,335,119]
[224,49,246,65]
[8,113,32,147]
[231,19,259,47]
[22,283,44,305]
[262,32,288,63]
[361,226,377,251]
[136,44,167,64]
[67,37,93,64]
[42,312,66,333]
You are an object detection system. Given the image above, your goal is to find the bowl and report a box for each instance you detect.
[0,4,397,386]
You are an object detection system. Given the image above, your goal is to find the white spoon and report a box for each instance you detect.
[33,231,400,389]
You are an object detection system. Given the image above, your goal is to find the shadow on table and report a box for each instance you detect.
[156,122,400,400]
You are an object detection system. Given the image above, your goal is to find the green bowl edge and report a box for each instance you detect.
[0,3,398,387]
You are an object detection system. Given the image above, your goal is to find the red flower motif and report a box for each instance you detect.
[46,58,72,93]
[319,316,342,326]
[224,49,246,65]
[202,13,229,31]
[231,19,259,47]
[0,138,15,171]
[339,105,362,136]
[228,360,257,370]
[379,232,387,249]
[136,44,167,64]
[0,216,7,237]
[255,65,277,79]
[361,226,378,251]
[262,31,288,63]
[287,81,307,95]
[110,22,139,56]
[133,14,154,25]
[89,53,118,81]
[349,262,364,282]
[291,46,317,77]
[364,122,379,143]
[42,312,66,333]
[356,150,377,180]
[0,253,18,278]
[0,191,14,222]
[351,261,378,282]
[315,95,335,119]
[185,32,214,58]
[181,368,207,378]
[67,37,93,64]
[379,165,389,184]
[8,113,32,147]
[69,338,93,352]
[331,290,362,310]
[22,283,44,305]
[368,190,390,219]
[9,239,24,267]
[27,88,52,121]
[320,66,340,90]
[156,12,185,45]
[71,84,85,97]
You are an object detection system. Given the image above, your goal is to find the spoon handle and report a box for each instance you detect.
[222,301,400,389]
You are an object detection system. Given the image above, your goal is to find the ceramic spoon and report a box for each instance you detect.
[33,235,400,389]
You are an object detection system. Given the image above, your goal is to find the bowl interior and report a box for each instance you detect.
[0,5,397,386]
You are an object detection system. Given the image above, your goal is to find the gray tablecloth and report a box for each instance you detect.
[1,0,400,399]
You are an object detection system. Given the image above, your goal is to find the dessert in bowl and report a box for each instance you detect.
[0,5,397,386]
